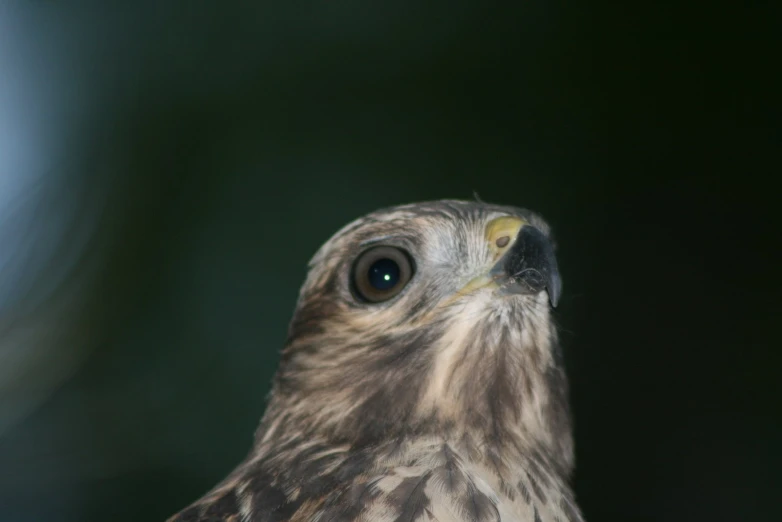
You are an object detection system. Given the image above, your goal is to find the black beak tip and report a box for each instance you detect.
[547,270,562,308]
[498,225,562,308]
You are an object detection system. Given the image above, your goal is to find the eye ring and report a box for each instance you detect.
[351,246,414,303]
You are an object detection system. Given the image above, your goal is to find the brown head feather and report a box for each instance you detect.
[168,200,582,522]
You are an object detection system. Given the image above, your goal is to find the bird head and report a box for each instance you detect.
[261,200,573,473]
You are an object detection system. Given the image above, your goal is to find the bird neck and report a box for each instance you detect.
[416,299,575,477]
[259,296,574,478]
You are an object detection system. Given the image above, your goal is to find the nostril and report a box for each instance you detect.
[495,236,510,248]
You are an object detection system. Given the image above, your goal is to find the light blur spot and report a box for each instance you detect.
[0,4,99,437]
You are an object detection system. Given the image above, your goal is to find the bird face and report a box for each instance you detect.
[266,200,571,467]
[347,210,561,313]
[288,200,559,330]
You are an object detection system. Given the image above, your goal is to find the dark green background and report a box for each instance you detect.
[0,2,778,521]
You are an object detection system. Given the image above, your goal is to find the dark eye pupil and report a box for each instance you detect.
[367,258,400,291]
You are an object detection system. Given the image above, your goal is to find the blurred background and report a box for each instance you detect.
[0,2,778,521]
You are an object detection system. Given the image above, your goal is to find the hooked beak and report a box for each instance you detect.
[449,216,562,308]
[488,223,562,307]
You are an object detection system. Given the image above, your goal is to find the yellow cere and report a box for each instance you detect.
[485,216,526,262]
[439,216,527,306]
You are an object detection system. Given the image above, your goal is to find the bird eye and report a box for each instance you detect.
[352,246,414,303]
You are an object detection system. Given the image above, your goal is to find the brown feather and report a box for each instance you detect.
[167,200,583,522]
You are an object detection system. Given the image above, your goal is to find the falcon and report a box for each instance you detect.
[168,200,584,522]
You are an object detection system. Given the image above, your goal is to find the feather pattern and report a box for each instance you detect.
[167,201,584,522]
